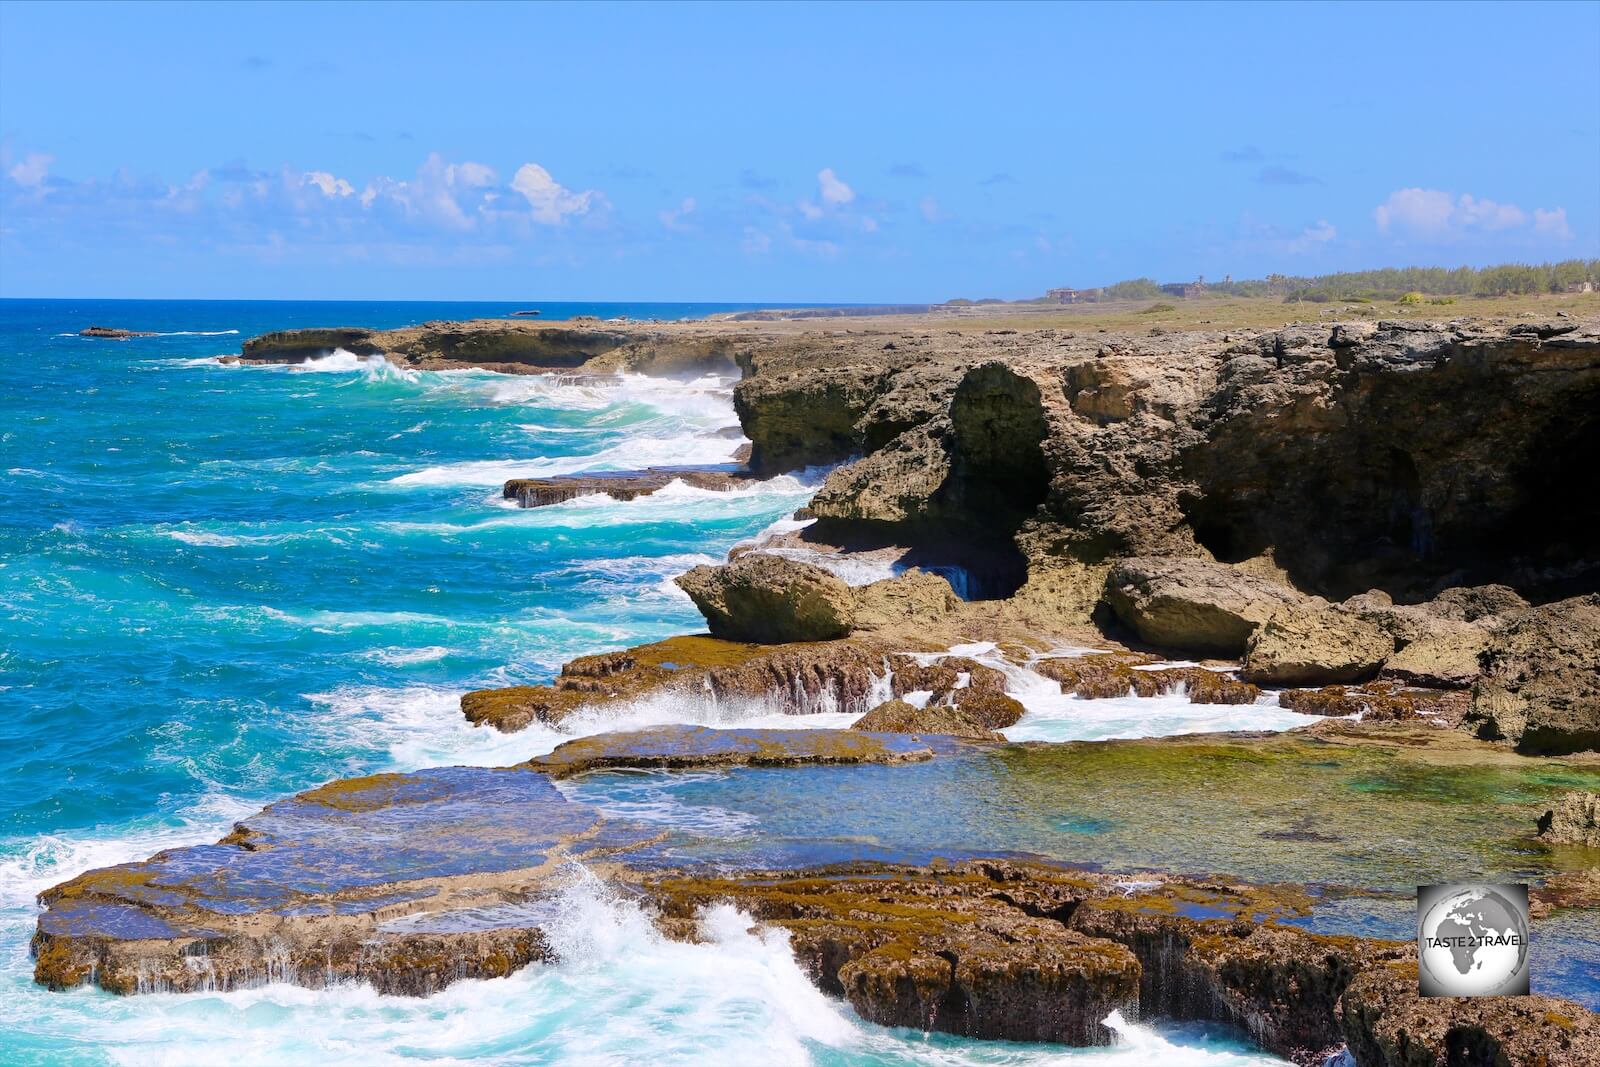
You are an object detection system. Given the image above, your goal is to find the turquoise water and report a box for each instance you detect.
[0,300,1295,1065]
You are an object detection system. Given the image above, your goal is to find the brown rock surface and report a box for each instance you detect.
[1033,652,1261,704]
[1104,557,1307,655]
[676,554,857,643]
[1338,960,1600,1067]
[850,570,961,631]
[502,468,751,508]
[461,635,895,733]
[1377,622,1490,689]
[1242,605,1394,686]
[1277,683,1470,723]
[948,688,1027,729]
[850,699,1004,740]
[524,725,939,778]
[1463,594,1600,754]
[1538,791,1600,848]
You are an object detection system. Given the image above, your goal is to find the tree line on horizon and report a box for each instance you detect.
[1087,260,1599,303]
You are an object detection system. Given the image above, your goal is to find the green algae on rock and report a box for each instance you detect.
[850,698,1007,740]
[525,725,943,778]
[647,858,1598,1063]
[461,634,898,732]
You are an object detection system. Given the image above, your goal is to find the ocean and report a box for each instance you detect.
[0,298,1298,1066]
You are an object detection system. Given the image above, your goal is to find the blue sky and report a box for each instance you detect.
[2,0,1596,301]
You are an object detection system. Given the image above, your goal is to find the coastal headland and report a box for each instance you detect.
[37,297,1600,1066]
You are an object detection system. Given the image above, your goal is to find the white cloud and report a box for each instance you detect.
[1373,188,1564,242]
[510,162,595,224]
[1455,194,1525,230]
[859,216,878,233]
[659,196,697,231]
[1374,188,1455,234]
[797,200,823,221]
[1534,207,1574,241]
[817,167,854,205]
[446,161,497,188]
[919,195,948,223]
[304,171,355,198]
[7,152,52,187]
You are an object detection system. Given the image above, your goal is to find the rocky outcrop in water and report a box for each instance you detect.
[502,467,753,508]
[1338,960,1600,1066]
[653,863,1144,1046]
[31,766,600,995]
[654,859,1598,1064]
[1241,604,1393,686]
[32,717,1600,1061]
[240,321,641,371]
[78,326,156,339]
[1463,594,1600,754]
[850,698,1006,739]
[1537,790,1600,848]
[1032,650,1261,703]
[460,634,899,732]
[1276,682,1470,722]
[676,554,858,643]
[1103,558,1306,655]
[526,724,940,777]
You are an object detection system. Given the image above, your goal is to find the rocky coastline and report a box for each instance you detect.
[36,310,1600,1065]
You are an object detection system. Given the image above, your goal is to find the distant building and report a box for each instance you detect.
[1046,287,1103,304]
[1160,277,1206,299]
[1565,280,1595,294]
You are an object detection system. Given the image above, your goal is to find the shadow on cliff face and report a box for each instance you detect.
[1179,341,1600,601]
[929,363,1050,597]
[804,362,1050,600]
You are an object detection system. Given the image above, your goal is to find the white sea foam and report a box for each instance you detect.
[0,795,257,912]
[751,546,901,586]
[0,863,1287,1066]
[878,645,1324,743]
[987,648,1307,741]
[363,645,452,666]
[301,686,556,769]
[492,372,738,421]
[385,481,814,535]
[290,350,422,384]
[388,434,748,487]
[161,527,324,548]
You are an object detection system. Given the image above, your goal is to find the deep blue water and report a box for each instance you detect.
[0,299,1294,1065]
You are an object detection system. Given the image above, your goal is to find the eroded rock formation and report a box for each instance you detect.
[1103,557,1307,655]
[676,554,859,643]
[1537,790,1600,848]
[1463,594,1600,754]
[1240,605,1393,686]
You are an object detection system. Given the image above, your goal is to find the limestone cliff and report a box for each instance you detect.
[731,317,1600,607]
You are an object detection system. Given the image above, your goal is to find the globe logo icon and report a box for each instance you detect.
[1417,884,1530,997]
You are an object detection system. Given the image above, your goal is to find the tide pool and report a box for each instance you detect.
[1,299,1299,1065]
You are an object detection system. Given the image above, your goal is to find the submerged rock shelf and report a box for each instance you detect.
[30,723,1599,1064]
